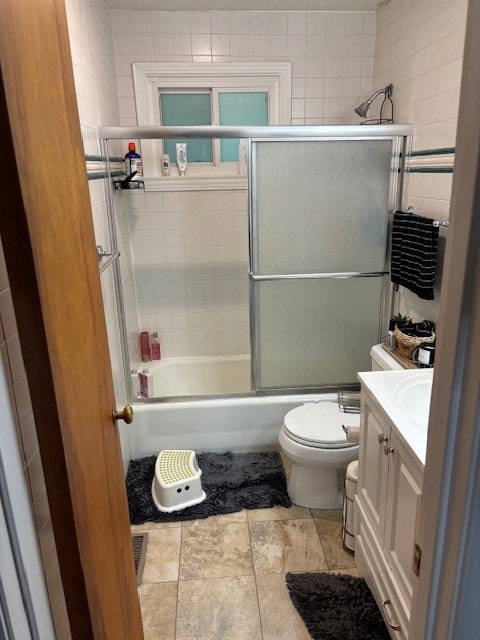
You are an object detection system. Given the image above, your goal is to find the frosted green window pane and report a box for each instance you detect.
[253,140,392,273]
[219,92,268,161]
[255,278,384,389]
[160,93,213,162]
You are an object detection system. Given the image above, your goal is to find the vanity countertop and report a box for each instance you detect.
[357,368,434,467]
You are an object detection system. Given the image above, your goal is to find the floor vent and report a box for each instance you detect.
[132,533,148,585]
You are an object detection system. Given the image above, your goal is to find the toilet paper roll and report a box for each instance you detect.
[344,426,360,444]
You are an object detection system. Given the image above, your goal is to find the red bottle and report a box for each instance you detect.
[140,331,150,362]
[151,332,161,361]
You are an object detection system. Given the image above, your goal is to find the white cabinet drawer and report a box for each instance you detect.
[356,502,409,639]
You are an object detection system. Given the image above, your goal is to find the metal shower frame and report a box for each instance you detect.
[99,124,413,400]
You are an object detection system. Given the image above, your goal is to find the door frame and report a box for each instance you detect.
[410,0,480,636]
[0,358,56,639]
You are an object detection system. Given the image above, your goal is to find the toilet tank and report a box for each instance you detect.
[370,344,405,371]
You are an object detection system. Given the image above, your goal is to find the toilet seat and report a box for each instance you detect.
[283,402,359,450]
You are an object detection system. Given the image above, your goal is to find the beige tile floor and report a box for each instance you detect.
[132,456,358,640]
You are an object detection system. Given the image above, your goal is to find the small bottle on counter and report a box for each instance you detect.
[384,330,396,349]
[151,332,161,361]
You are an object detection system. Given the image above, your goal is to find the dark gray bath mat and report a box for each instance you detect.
[286,572,390,640]
[126,451,291,524]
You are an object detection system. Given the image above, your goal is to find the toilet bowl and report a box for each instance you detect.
[279,402,359,509]
[278,343,403,509]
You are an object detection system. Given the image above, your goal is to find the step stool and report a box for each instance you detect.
[151,450,206,513]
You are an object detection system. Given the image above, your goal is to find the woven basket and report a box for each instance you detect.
[393,326,435,360]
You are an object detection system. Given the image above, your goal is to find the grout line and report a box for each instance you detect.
[247,515,264,639]
[174,524,186,638]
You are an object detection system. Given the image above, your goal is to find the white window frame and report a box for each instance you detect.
[132,62,292,183]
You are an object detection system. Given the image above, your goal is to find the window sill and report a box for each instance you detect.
[143,175,247,192]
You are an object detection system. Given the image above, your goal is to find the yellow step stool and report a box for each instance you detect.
[151,450,206,513]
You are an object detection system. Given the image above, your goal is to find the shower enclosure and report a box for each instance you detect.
[99,125,412,404]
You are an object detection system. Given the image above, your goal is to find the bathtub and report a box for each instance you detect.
[133,354,251,398]
[130,392,334,458]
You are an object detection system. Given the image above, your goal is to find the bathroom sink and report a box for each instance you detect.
[393,371,433,429]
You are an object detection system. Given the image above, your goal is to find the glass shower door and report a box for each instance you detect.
[250,139,394,390]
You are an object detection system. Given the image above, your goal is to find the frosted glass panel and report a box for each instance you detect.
[253,140,392,274]
[219,92,268,161]
[255,278,384,388]
[160,93,212,162]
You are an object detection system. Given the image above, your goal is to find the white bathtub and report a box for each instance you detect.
[133,354,251,398]
[130,392,335,458]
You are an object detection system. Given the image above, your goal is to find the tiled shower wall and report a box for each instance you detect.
[110,9,378,360]
[373,0,467,324]
[110,9,377,126]
[129,189,250,357]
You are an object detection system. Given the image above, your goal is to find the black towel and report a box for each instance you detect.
[391,210,439,300]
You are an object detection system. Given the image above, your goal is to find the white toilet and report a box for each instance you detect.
[278,344,402,509]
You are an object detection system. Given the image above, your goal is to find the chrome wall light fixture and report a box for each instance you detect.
[354,84,393,124]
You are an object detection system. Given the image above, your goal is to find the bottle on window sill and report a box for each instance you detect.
[161,154,170,176]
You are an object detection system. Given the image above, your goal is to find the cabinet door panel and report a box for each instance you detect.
[384,430,422,607]
[358,404,389,537]
[355,504,407,639]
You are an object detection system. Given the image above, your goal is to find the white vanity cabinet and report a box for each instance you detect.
[355,388,424,640]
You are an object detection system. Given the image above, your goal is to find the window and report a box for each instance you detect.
[132,62,291,179]
[160,90,268,164]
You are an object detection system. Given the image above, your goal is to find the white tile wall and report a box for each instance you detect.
[110,10,376,126]
[373,0,467,323]
[0,240,71,639]
[129,189,250,357]
[66,0,120,155]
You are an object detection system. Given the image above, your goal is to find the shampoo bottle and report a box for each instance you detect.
[124,142,143,179]
[140,330,150,362]
[151,332,161,361]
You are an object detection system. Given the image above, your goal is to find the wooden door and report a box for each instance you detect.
[0,0,143,638]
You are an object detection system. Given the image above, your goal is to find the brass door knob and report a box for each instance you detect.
[113,404,134,425]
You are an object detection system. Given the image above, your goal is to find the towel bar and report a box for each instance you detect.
[406,205,449,228]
